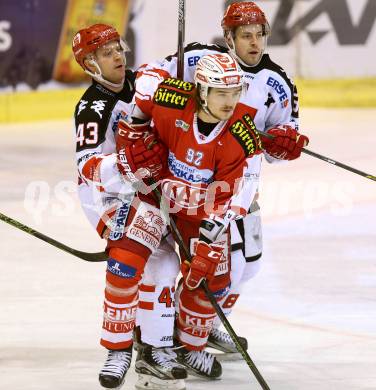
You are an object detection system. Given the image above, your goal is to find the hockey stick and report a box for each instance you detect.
[152,188,270,390]
[173,223,270,389]
[0,212,107,262]
[177,0,186,79]
[259,130,376,181]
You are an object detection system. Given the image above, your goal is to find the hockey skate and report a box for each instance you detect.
[135,343,187,390]
[99,346,133,389]
[207,327,248,361]
[176,346,222,380]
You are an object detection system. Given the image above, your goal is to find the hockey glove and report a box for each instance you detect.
[117,119,151,145]
[181,241,223,290]
[116,133,168,183]
[262,125,309,160]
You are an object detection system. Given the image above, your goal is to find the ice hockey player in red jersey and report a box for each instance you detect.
[134,52,263,379]
[134,1,309,360]
[72,24,188,389]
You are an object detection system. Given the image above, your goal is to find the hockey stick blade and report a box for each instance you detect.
[0,212,107,262]
[258,129,376,181]
[211,351,244,362]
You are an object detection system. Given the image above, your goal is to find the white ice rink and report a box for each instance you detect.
[1,108,376,390]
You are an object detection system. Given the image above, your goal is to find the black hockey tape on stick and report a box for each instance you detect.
[151,187,271,390]
[0,212,107,262]
[260,130,376,181]
[177,0,186,79]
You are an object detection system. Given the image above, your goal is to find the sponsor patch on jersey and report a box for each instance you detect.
[154,87,190,110]
[188,55,200,66]
[175,119,190,132]
[242,114,263,149]
[212,285,230,300]
[168,152,213,184]
[160,335,174,341]
[229,114,262,156]
[266,76,289,107]
[112,110,130,133]
[126,205,165,252]
[107,258,137,278]
[108,200,132,241]
[77,151,97,167]
[160,77,195,92]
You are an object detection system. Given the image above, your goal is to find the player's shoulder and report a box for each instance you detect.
[241,54,295,93]
[164,41,228,62]
[75,82,114,122]
[74,74,135,125]
[153,77,196,111]
[184,41,228,54]
[265,55,295,89]
[225,103,263,157]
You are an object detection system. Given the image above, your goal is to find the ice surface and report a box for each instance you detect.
[1,109,375,389]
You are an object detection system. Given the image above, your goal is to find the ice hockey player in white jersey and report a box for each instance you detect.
[134,1,309,363]
[72,24,188,390]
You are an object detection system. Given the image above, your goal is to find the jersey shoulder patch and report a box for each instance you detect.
[159,77,195,92]
[228,110,263,156]
[153,78,195,110]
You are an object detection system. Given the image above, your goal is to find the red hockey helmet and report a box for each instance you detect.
[72,24,120,69]
[221,1,270,35]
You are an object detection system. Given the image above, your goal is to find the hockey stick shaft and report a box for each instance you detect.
[152,189,270,389]
[259,130,376,181]
[177,0,185,79]
[0,212,107,262]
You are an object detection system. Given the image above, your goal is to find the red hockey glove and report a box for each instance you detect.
[181,241,223,290]
[117,119,151,146]
[261,125,309,160]
[116,133,168,182]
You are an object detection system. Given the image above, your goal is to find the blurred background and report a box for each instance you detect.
[0,0,375,123]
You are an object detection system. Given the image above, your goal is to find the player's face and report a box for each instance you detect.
[206,86,243,121]
[94,40,125,84]
[233,24,266,66]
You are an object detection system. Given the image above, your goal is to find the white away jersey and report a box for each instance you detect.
[135,42,299,136]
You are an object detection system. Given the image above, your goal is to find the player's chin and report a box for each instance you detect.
[109,75,124,85]
[218,110,234,120]
[245,53,262,66]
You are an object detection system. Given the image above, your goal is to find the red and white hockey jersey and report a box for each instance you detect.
[137,78,263,223]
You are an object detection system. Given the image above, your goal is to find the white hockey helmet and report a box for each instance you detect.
[194,53,244,112]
